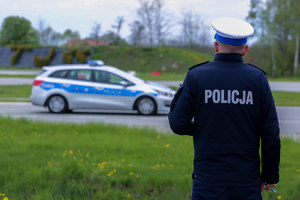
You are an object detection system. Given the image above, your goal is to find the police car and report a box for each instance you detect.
[30,60,175,115]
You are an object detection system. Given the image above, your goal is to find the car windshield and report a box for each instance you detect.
[111,68,146,84]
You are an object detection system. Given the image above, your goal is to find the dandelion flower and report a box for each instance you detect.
[156,135,162,139]
[3,197,8,200]
[129,172,134,175]
[277,196,282,200]
[69,150,73,155]
[165,144,170,148]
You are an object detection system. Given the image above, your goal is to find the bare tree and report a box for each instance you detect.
[136,0,171,46]
[38,19,65,46]
[128,20,145,46]
[90,22,101,41]
[179,12,210,49]
[112,16,125,45]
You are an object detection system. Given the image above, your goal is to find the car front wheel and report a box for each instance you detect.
[136,97,156,115]
[47,95,68,113]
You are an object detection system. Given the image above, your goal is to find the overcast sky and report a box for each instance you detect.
[0,0,251,40]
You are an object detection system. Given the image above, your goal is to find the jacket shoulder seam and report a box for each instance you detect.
[247,63,266,75]
[189,61,210,70]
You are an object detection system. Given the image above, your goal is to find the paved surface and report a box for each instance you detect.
[0,70,40,75]
[0,103,299,137]
[0,78,33,85]
[0,103,171,134]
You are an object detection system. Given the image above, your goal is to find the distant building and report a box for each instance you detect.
[64,39,107,47]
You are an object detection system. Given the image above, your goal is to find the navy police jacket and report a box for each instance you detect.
[168,53,281,187]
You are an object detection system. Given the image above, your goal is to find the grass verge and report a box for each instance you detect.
[0,74,36,78]
[0,85,32,99]
[0,117,299,199]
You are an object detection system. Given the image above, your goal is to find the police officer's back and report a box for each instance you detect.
[168,17,280,200]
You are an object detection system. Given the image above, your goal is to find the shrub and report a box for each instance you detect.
[34,47,56,67]
[75,49,91,63]
[10,45,32,65]
[62,49,77,64]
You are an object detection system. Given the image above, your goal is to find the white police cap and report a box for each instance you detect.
[212,17,254,45]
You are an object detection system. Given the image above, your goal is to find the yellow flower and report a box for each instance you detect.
[69,150,73,155]
[3,197,8,200]
[165,144,170,148]
[127,194,131,198]
[296,169,300,172]
[277,195,282,200]
[129,172,134,175]
[156,134,162,139]
[128,163,133,167]
[121,159,126,162]
[113,169,117,172]
[85,153,89,158]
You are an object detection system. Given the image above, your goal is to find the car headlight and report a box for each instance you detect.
[154,89,174,97]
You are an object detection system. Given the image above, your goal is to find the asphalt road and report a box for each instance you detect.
[0,103,299,137]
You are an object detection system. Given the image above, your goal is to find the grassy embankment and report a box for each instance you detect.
[0,117,299,200]
[1,46,300,104]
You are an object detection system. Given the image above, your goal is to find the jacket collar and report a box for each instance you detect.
[214,53,243,62]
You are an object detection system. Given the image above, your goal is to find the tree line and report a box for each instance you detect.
[247,0,300,77]
[0,0,210,52]
[1,0,299,77]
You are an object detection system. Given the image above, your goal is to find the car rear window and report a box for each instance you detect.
[49,70,69,78]
[66,70,92,81]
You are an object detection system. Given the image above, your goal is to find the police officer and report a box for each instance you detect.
[168,17,280,200]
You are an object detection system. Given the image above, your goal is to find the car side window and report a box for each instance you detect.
[94,70,133,86]
[66,70,92,81]
[49,70,68,78]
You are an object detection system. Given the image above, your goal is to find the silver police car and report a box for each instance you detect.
[30,60,175,115]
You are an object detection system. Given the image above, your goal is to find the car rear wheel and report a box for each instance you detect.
[136,97,156,115]
[47,95,68,113]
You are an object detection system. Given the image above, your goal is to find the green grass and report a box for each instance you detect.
[91,46,212,73]
[0,85,31,99]
[0,74,36,78]
[0,117,299,200]
[272,91,300,106]
[0,66,41,70]
[136,72,186,81]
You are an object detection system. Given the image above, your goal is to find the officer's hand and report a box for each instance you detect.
[261,182,278,192]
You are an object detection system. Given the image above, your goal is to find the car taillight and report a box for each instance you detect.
[33,80,44,86]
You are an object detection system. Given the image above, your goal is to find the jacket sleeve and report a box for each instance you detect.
[168,71,196,136]
[260,74,281,184]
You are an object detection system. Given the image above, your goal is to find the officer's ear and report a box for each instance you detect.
[214,41,219,53]
[242,45,249,56]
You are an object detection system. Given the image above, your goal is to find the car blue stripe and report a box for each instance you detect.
[40,82,144,97]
